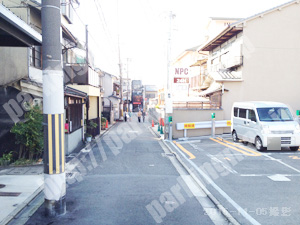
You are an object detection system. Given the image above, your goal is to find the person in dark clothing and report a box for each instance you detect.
[142,110,146,122]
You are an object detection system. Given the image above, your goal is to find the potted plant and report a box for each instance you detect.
[101,117,107,130]
[86,133,92,142]
[0,151,13,166]
[85,120,98,142]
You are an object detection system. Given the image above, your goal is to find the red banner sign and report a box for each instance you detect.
[174,78,189,83]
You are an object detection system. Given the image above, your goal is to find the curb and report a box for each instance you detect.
[162,140,240,225]
[2,184,44,225]
[148,126,240,225]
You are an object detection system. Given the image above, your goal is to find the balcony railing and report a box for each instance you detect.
[222,56,243,69]
[173,101,221,109]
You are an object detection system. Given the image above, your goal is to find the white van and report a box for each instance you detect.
[231,101,300,151]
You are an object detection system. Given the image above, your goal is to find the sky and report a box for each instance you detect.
[68,0,290,86]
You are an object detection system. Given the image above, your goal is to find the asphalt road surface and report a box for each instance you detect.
[167,135,300,225]
[25,115,228,225]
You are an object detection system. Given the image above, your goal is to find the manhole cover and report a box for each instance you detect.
[0,184,5,189]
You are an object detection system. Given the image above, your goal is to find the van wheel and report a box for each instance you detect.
[232,131,239,142]
[290,146,299,151]
[255,137,264,151]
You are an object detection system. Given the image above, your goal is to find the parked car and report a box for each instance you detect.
[231,101,300,151]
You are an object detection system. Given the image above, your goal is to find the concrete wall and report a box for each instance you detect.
[0,48,28,85]
[172,109,229,138]
[210,3,300,122]
[241,3,300,116]
[65,128,83,155]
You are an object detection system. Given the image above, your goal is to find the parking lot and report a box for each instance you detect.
[167,135,300,225]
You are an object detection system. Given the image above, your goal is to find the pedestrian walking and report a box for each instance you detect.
[137,110,142,123]
[142,110,146,122]
[124,112,127,122]
[129,111,132,122]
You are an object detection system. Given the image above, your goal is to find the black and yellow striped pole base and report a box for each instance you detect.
[43,113,66,216]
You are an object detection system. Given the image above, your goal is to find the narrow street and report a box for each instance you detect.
[25,114,227,225]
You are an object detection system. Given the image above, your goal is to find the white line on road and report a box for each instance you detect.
[170,141,261,225]
[262,154,300,173]
[176,140,202,144]
[240,174,300,177]
[207,154,238,174]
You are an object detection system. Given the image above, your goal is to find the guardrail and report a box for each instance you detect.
[176,120,231,138]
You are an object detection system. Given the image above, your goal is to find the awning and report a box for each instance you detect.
[198,82,223,97]
[0,4,42,46]
[199,26,242,52]
[190,58,208,67]
[199,75,213,90]
[65,86,88,98]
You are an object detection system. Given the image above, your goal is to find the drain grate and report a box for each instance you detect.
[0,184,5,189]
[0,192,21,197]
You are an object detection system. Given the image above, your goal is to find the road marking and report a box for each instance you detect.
[263,154,300,173]
[210,138,260,157]
[170,142,261,225]
[176,140,201,144]
[240,174,300,177]
[224,157,231,161]
[207,154,238,174]
[173,141,196,159]
[215,137,261,156]
[288,156,300,159]
[268,174,291,181]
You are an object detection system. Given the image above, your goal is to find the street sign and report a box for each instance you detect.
[174,78,189,83]
[184,123,195,129]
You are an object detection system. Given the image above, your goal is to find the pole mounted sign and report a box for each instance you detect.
[173,67,190,84]
[174,77,189,83]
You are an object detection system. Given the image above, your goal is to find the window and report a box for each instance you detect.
[66,96,83,133]
[234,107,238,117]
[30,46,42,69]
[257,107,293,122]
[248,110,256,122]
[239,108,247,119]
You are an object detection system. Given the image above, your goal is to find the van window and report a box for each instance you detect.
[257,107,293,122]
[239,108,247,119]
[248,110,256,122]
[234,107,238,117]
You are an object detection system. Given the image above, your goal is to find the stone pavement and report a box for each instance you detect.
[0,166,43,225]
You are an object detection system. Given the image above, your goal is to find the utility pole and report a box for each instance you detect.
[117,0,123,120]
[165,11,175,140]
[86,25,89,70]
[167,11,173,91]
[126,58,130,112]
[42,0,66,216]
[118,39,123,120]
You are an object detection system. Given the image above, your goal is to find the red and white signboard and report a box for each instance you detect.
[174,68,189,76]
[174,78,189,83]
